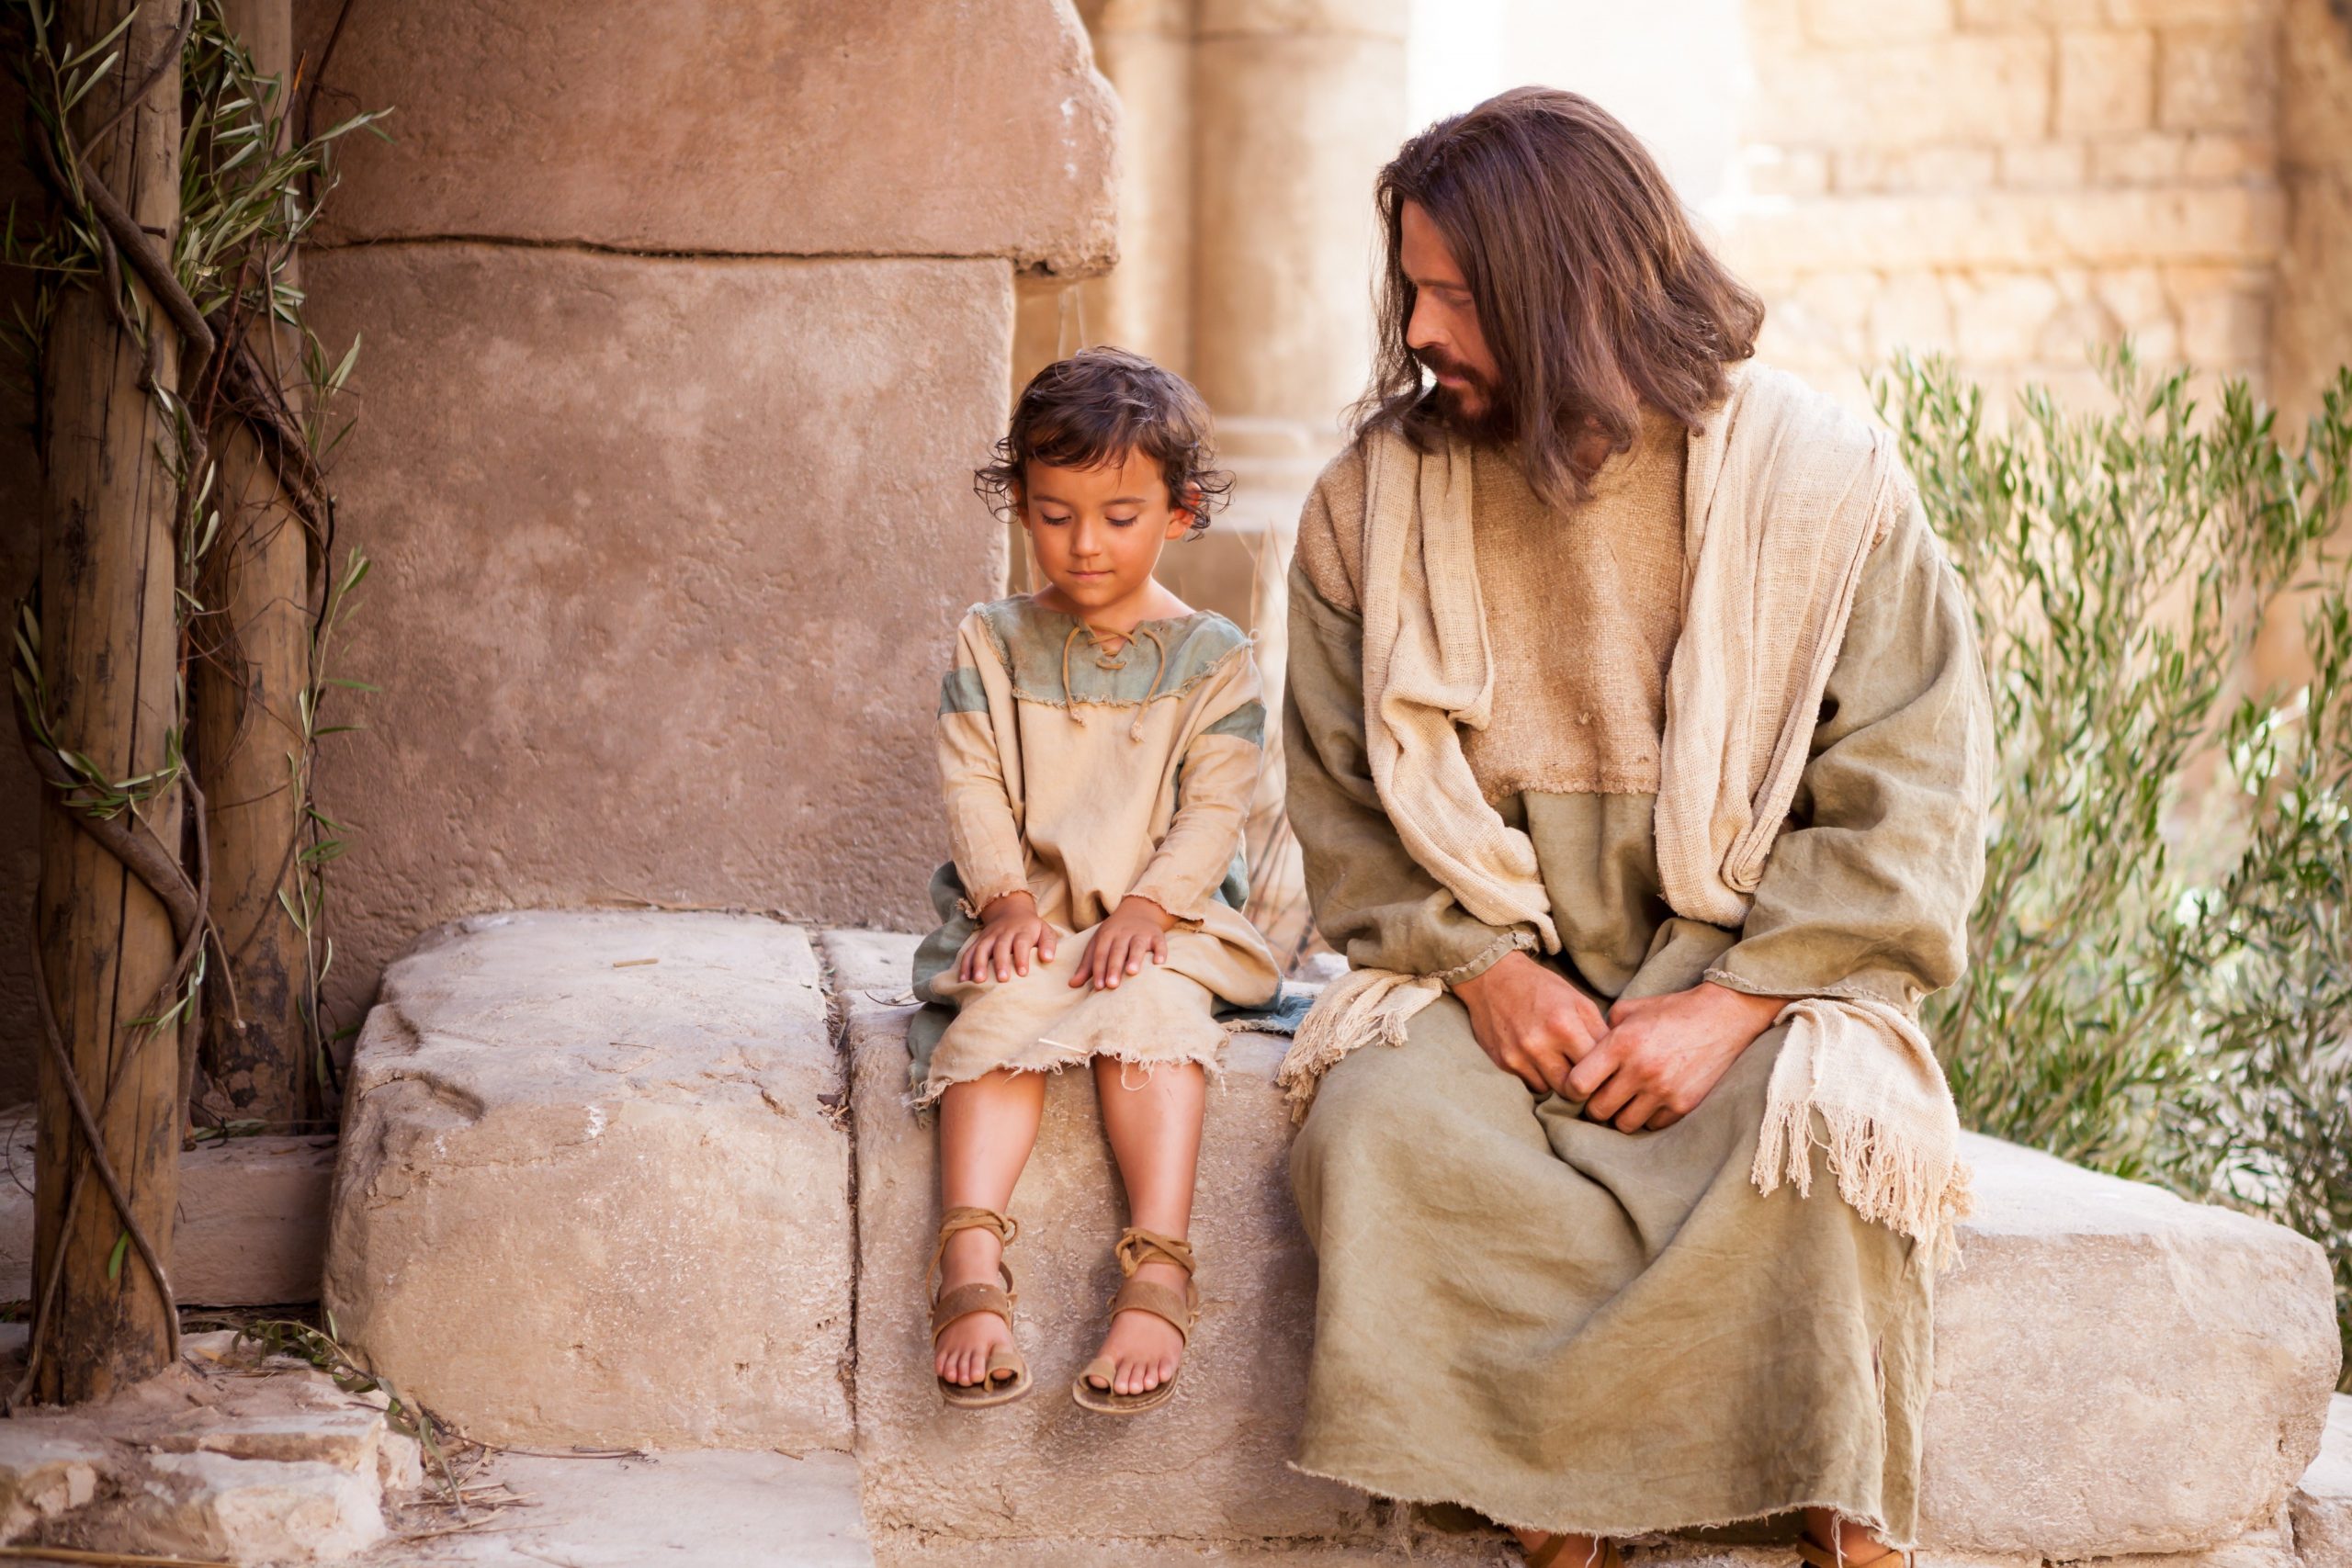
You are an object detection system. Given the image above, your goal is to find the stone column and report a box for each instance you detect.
[1191,0,1408,959]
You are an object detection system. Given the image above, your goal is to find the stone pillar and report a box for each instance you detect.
[2270,0,2352,426]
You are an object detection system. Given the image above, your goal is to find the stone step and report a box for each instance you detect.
[0,1121,334,1306]
[323,910,854,1452]
[317,915,2343,1566]
[2297,1395,2352,1568]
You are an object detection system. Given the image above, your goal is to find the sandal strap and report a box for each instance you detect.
[1107,1274,1197,1346]
[1114,1225,1195,1278]
[929,1205,1018,1304]
[931,1280,1014,1344]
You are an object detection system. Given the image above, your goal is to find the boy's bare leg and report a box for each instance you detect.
[1088,1056,1206,1396]
[934,1068,1048,1387]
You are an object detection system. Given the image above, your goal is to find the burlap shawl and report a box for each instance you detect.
[1275,363,1973,1266]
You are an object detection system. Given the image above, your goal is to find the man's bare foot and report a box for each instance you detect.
[933,1224,1015,1387]
[1801,1509,1904,1564]
[1081,1258,1188,1395]
[1512,1529,1606,1567]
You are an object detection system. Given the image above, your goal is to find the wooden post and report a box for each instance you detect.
[192,0,317,1126]
[30,0,190,1402]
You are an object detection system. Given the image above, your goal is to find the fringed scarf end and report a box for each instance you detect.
[1273,968,1443,1122]
[1749,1099,1973,1273]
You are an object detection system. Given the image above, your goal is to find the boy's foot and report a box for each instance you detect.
[1080,1258,1189,1395]
[933,1224,1018,1388]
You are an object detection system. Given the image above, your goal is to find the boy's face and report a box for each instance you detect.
[1017,448,1193,616]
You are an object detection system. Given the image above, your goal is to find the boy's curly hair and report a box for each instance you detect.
[975,346,1233,537]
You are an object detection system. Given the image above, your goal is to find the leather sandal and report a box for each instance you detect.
[930,1205,1032,1407]
[1529,1535,1621,1568]
[1070,1225,1198,1414]
[1797,1531,1908,1568]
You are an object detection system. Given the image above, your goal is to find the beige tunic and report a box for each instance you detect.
[908,596,1283,1106]
[1283,414,1985,1543]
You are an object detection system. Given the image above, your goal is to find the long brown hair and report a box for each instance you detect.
[1355,86,1764,509]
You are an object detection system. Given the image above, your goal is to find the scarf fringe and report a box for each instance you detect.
[1752,1095,1974,1272]
[1274,968,1443,1122]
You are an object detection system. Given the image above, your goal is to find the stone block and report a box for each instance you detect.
[292,0,1114,273]
[1999,141,2093,188]
[1193,0,1410,35]
[1721,186,2284,274]
[1957,0,2105,21]
[2058,29,2157,133]
[0,1125,333,1304]
[1920,1136,2339,1556]
[0,1427,104,1544]
[119,1453,385,1563]
[1953,273,2068,361]
[2171,264,2275,363]
[1833,147,2000,195]
[821,929,1379,1547]
[1748,36,2052,149]
[1871,272,1959,358]
[2092,132,2190,184]
[324,910,853,1451]
[300,247,1011,1030]
[2108,0,2275,22]
[2294,1396,2352,1568]
[1802,0,1956,43]
[2183,132,2277,180]
[2156,21,2278,133]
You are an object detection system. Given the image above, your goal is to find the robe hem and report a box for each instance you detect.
[907,1039,1227,1111]
[1283,1452,1907,1550]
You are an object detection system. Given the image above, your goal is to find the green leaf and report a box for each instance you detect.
[106,1230,130,1282]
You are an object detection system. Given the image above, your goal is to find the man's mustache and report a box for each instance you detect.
[1416,347,1491,391]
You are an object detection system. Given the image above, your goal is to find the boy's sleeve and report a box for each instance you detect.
[936,613,1033,919]
[1126,647,1265,927]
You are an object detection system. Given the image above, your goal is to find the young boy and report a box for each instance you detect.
[910,347,1280,1412]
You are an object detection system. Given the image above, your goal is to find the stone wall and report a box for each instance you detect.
[285,0,1116,1033]
[1719,0,2290,414]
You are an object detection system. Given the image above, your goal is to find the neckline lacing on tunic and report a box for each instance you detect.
[1058,621,1170,741]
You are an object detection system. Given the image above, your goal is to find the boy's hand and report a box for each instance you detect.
[962,891,1057,983]
[1072,896,1179,990]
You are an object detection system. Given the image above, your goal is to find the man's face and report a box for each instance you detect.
[1400,199,1507,438]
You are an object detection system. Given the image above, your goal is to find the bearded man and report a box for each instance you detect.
[1277,88,1992,1568]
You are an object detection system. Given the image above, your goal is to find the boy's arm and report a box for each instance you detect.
[1125,649,1265,928]
[936,616,1033,919]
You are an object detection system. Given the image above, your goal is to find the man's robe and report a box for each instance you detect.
[1282,403,1988,1544]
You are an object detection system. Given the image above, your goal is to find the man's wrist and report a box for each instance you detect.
[1450,947,1536,1005]
[1699,979,1790,1030]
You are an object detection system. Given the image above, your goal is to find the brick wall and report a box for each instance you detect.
[1719,0,2286,413]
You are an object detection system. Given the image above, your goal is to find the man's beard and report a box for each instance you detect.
[1416,348,1513,446]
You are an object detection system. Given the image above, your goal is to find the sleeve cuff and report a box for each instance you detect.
[1124,878,1213,931]
[955,875,1032,920]
[1702,963,1918,1012]
[1437,927,1538,988]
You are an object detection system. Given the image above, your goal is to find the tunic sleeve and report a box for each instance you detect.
[1126,647,1265,926]
[1284,541,1541,986]
[1705,494,1994,1010]
[936,612,1032,919]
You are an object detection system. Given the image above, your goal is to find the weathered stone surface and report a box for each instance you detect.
[821,929,1377,1546]
[2294,1396,2352,1568]
[119,1452,385,1563]
[292,0,1114,274]
[300,247,1011,1032]
[0,1426,104,1544]
[1923,1138,2339,1556]
[365,1450,872,1567]
[325,911,853,1451]
[0,1125,334,1304]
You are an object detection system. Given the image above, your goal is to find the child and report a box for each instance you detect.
[910,346,1281,1414]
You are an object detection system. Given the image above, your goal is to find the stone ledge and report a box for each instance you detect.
[1722,186,2287,274]
[325,910,854,1452]
[0,1124,333,1306]
[822,928,2340,1562]
[2296,1396,2352,1568]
